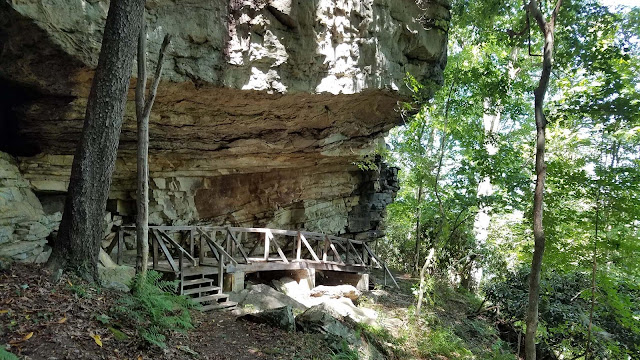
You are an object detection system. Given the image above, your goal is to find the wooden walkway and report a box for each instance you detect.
[114,225,398,310]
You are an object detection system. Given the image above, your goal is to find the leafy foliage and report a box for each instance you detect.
[382,0,640,358]
[485,267,640,357]
[110,271,197,348]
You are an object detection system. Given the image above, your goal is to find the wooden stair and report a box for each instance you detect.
[180,272,237,312]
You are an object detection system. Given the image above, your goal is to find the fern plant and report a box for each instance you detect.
[111,271,198,348]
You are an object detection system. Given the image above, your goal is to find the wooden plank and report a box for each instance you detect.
[322,237,329,262]
[156,229,197,265]
[152,230,179,273]
[227,228,249,263]
[347,240,365,265]
[152,232,159,269]
[268,230,289,263]
[190,227,195,257]
[199,233,205,263]
[247,235,262,257]
[296,232,302,261]
[196,228,238,266]
[299,233,320,261]
[263,231,270,260]
[325,236,344,265]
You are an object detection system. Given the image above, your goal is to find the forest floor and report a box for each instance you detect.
[0,264,515,360]
[0,264,327,360]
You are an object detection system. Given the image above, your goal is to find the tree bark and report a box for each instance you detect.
[413,182,423,275]
[525,1,562,359]
[47,0,145,279]
[135,19,171,279]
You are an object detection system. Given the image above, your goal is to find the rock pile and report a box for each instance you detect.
[236,278,384,359]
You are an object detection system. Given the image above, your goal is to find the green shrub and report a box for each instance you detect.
[418,326,473,359]
[111,271,198,348]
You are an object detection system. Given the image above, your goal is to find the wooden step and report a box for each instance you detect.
[192,293,228,303]
[182,277,213,287]
[183,285,220,295]
[200,301,237,312]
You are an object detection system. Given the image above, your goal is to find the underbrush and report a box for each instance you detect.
[109,271,198,348]
[361,275,516,359]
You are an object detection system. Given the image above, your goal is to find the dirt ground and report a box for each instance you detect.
[0,264,329,360]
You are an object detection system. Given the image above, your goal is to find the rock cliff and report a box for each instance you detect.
[0,0,449,260]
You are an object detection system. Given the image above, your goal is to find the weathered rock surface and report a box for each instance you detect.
[296,303,383,359]
[230,283,308,312]
[238,305,296,332]
[0,152,60,262]
[0,0,448,237]
[311,284,362,302]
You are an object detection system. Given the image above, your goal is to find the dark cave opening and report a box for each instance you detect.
[0,80,41,157]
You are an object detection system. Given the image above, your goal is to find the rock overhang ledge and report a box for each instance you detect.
[0,0,449,239]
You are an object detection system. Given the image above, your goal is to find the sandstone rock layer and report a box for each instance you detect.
[0,0,449,248]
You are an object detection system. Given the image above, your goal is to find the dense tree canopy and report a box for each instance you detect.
[381,0,639,358]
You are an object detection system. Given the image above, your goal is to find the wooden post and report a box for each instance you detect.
[264,232,270,260]
[323,237,329,262]
[152,233,158,269]
[190,227,194,259]
[217,254,224,290]
[117,229,123,265]
[199,229,205,264]
[178,250,184,294]
[296,231,302,261]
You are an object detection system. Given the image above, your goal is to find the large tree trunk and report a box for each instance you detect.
[47,0,145,279]
[525,1,562,359]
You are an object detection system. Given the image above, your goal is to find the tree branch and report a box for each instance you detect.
[143,34,172,119]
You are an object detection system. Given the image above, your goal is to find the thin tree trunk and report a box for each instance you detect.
[135,18,171,280]
[524,1,562,359]
[416,247,435,316]
[47,0,145,279]
[413,182,423,275]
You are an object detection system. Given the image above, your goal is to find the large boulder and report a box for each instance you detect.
[238,305,296,332]
[230,284,307,313]
[311,284,362,302]
[97,249,135,292]
[296,304,383,360]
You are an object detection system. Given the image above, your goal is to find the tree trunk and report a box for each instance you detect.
[413,182,423,275]
[415,247,435,316]
[525,1,562,359]
[135,20,171,280]
[135,21,150,278]
[47,0,145,279]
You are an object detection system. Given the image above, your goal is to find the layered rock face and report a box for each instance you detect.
[0,0,449,255]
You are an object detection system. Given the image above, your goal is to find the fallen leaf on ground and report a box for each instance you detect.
[91,333,102,347]
[57,317,67,323]
[9,331,34,344]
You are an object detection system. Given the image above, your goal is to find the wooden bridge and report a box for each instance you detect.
[114,225,398,311]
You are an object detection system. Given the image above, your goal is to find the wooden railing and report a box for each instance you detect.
[115,225,399,288]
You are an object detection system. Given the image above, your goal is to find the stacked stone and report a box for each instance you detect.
[0,152,60,262]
